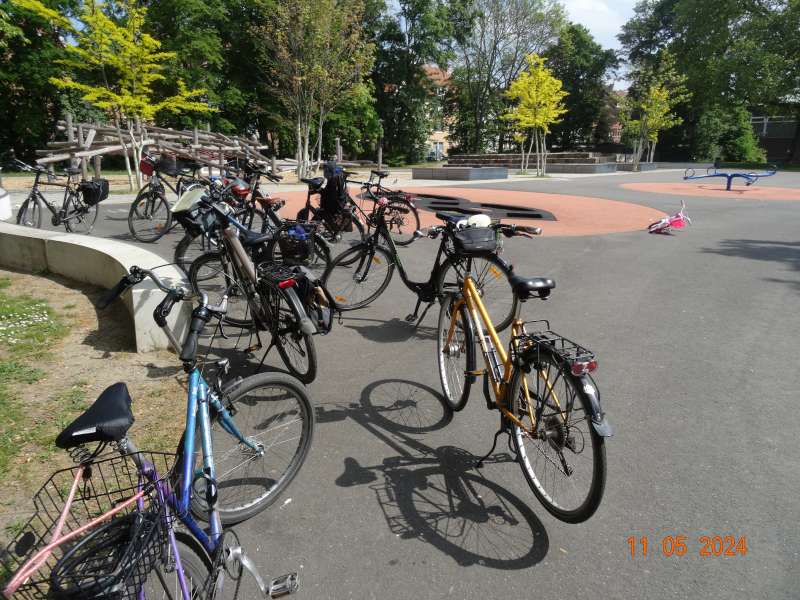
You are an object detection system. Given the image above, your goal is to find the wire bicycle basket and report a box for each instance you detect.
[1,451,176,600]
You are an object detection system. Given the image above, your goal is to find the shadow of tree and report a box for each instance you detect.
[701,239,800,290]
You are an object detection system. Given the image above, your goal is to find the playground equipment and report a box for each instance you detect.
[648,199,690,234]
[683,164,777,191]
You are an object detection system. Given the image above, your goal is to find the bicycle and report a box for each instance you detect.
[176,190,326,383]
[350,169,421,246]
[1,266,312,598]
[127,153,205,242]
[322,205,522,331]
[13,159,106,234]
[436,230,612,522]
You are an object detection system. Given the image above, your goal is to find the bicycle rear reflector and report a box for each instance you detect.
[278,279,297,289]
[571,360,597,376]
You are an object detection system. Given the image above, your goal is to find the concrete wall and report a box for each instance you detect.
[0,222,190,352]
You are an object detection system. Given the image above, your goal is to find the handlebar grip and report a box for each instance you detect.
[153,289,182,327]
[180,307,210,363]
[96,276,132,309]
[517,225,542,236]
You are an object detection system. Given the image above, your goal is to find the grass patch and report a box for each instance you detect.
[0,283,69,476]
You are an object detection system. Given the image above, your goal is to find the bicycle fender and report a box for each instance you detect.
[579,375,613,437]
[283,286,317,335]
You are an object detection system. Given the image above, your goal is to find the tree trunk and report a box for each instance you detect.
[315,112,324,170]
[542,132,548,176]
[114,115,134,191]
[296,118,304,179]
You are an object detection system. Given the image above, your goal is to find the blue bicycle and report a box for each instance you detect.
[2,266,313,598]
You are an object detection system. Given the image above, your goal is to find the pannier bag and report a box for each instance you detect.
[319,161,352,232]
[293,268,335,334]
[79,179,110,206]
[452,226,498,257]
[155,154,178,177]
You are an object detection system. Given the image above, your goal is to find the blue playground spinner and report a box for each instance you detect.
[683,163,777,191]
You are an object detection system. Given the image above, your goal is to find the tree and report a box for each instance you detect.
[448,0,564,153]
[620,51,689,167]
[503,53,567,176]
[324,81,382,158]
[257,0,374,177]
[13,0,213,189]
[372,0,455,164]
[694,104,766,163]
[545,23,617,149]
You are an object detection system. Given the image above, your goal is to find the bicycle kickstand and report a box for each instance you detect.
[405,297,434,327]
[476,419,510,470]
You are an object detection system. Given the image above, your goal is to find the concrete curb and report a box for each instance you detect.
[0,221,190,352]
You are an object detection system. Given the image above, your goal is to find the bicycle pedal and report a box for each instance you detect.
[245,343,262,353]
[269,573,299,598]
[404,313,417,323]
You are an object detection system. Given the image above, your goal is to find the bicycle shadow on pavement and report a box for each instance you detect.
[317,379,550,569]
[338,316,437,343]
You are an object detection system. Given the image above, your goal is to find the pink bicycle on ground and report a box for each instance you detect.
[648,199,691,234]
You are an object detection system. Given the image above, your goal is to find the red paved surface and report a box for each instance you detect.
[621,182,800,201]
[272,187,666,237]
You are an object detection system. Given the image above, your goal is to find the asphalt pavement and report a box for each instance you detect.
[6,170,800,598]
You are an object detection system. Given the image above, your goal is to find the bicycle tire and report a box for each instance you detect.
[190,372,314,524]
[189,252,255,328]
[270,286,317,383]
[436,253,517,332]
[436,295,475,411]
[322,244,394,310]
[16,196,43,228]
[175,230,219,276]
[385,198,420,246]
[508,350,606,523]
[141,530,211,598]
[128,188,172,242]
[63,191,98,234]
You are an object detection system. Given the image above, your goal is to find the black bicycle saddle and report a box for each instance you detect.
[55,382,135,450]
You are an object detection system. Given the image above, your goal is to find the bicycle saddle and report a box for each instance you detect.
[510,274,555,300]
[240,229,272,247]
[300,177,325,191]
[55,382,135,450]
[435,211,467,225]
[371,169,389,179]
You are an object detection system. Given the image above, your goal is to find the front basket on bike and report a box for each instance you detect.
[0,451,176,600]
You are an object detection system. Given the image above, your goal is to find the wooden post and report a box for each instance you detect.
[93,155,102,179]
[65,113,74,144]
[377,137,383,170]
[271,154,277,174]
[218,145,224,177]
[335,137,342,162]
[76,123,88,178]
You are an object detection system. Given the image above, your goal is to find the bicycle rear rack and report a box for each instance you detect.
[513,322,597,372]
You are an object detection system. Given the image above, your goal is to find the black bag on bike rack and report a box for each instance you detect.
[275,222,317,264]
[78,179,110,206]
[319,161,353,233]
[452,226,498,256]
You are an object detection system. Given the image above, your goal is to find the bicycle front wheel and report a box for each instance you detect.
[436,295,475,412]
[322,244,394,310]
[16,196,43,228]
[128,189,172,242]
[189,252,254,328]
[175,230,219,276]
[508,350,606,523]
[63,191,98,234]
[437,254,517,332]
[191,372,314,524]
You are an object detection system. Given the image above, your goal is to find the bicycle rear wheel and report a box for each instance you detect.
[128,189,172,242]
[141,530,211,599]
[269,286,317,383]
[322,244,394,310]
[16,196,43,228]
[437,254,517,332]
[189,252,254,328]
[508,350,606,523]
[175,230,219,276]
[190,372,314,524]
[436,295,475,411]
[64,191,98,234]
[385,198,420,246]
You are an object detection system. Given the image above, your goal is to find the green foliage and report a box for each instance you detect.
[372,0,455,163]
[546,23,617,148]
[694,105,766,162]
[325,81,382,157]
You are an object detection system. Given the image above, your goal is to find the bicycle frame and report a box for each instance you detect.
[445,276,555,434]
[27,171,84,225]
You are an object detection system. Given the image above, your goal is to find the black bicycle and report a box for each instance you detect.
[322,201,523,331]
[351,169,421,246]
[127,153,205,242]
[13,159,107,234]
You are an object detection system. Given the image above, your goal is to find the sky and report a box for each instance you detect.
[561,0,638,50]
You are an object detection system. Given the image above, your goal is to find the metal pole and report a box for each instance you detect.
[377,137,383,170]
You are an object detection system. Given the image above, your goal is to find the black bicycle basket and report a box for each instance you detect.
[154,155,178,177]
[275,222,317,265]
[452,226,498,257]
[78,179,109,207]
[0,451,175,600]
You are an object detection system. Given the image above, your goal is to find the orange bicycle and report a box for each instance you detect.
[437,221,612,523]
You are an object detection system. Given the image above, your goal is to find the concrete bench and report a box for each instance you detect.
[0,221,190,352]
[412,167,508,180]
